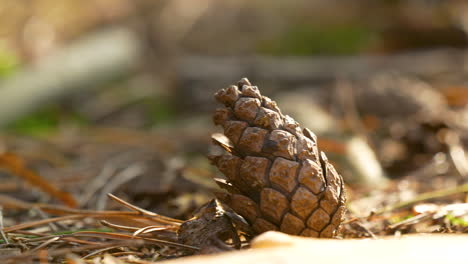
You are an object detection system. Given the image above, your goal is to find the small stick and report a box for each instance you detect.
[0,206,9,244]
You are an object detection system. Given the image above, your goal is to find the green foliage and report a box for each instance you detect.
[145,97,176,127]
[257,23,374,56]
[0,46,18,78]
[6,105,88,136]
[389,213,415,225]
[445,214,468,227]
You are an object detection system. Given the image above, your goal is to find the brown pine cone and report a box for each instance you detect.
[210,78,346,238]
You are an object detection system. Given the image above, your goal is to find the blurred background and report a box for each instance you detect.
[1,0,468,222]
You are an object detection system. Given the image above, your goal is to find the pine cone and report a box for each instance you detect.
[210,78,346,238]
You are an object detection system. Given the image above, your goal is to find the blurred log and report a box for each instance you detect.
[180,49,466,83]
[160,231,468,264]
[0,27,140,126]
[176,49,468,111]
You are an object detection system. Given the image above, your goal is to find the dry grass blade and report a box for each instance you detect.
[387,213,432,230]
[79,154,131,206]
[21,234,64,243]
[133,226,173,237]
[100,220,141,232]
[0,206,9,244]
[33,207,62,232]
[69,231,199,251]
[106,193,161,216]
[0,194,30,209]
[100,220,177,239]
[14,233,101,246]
[3,214,85,233]
[107,194,183,224]
[96,163,147,210]
[0,193,138,216]
[0,242,138,263]
[3,212,161,233]
[0,152,77,208]
[28,236,60,254]
[353,222,378,239]
[81,245,123,259]
[110,251,146,258]
[375,183,468,215]
[5,213,182,238]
